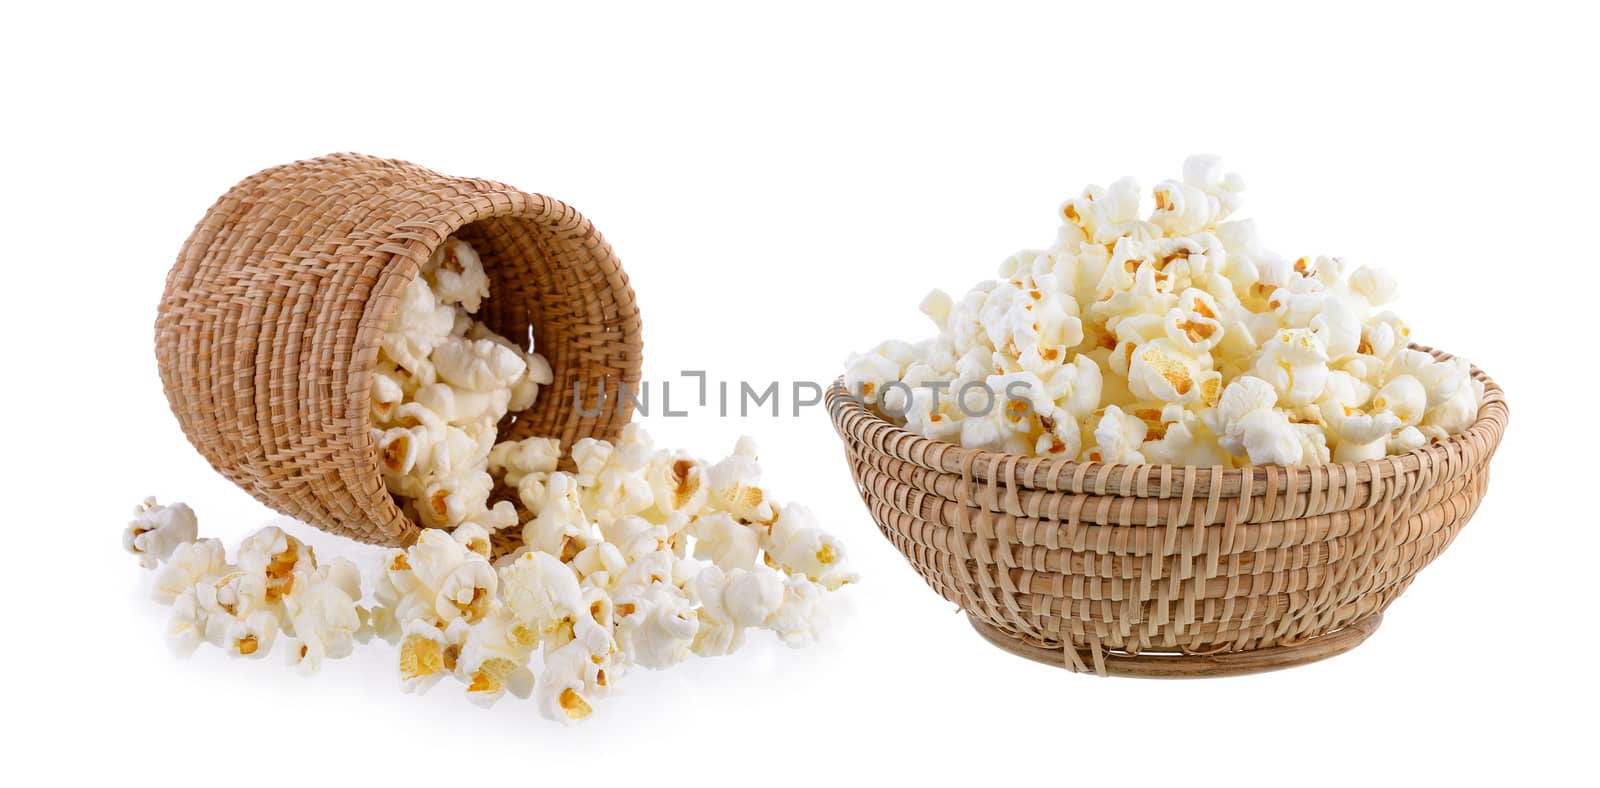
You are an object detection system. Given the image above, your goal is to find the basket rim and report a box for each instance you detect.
[827,343,1507,499]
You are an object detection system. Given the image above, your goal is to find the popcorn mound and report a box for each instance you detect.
[846,156,1484,465]
[127,237,854,722]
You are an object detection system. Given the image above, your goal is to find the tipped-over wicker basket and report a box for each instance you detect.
[155,153,642,548]
[828,347,1506,677]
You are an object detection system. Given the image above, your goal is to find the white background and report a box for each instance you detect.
[3,1,1593,784]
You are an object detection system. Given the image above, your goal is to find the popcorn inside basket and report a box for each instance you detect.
[847,156,1485,466]
[132,228,856,723]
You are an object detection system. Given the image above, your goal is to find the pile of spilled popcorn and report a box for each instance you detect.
[845,156,1484,465]
[125,237,854,722]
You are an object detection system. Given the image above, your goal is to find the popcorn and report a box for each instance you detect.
[764,504,857,590]
[647,449,709,519]
[689,513,759,570]
[397,618,457,693]
[130,234,855,723]
[613,584,697,669]
[537,640,603,723]
[422,237,490,314]
[488,436,562,488]
[236,525,312,603]
[151,538,225,603]
[499,550,585,638]
[851,157,1482,466]
[432,337,527,392]
[224,609,280,658]
[281,559,364,674]
[381,276,455,377]
[1090,406,1148,464]
[457,607,536,707]
[722,565,786,628]
[764,575,827,646]
[123,498,198,569]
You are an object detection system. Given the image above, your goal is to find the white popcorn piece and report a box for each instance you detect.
[166,588,209,657]
[521,472,590,561]
[412,382,511,427]
[1140,408,1227,467]
[1251,328,1331,408]
[465,500,519,534]
[432,336,528,392]
[764,574,828,646]
[422,237,491,314]
[499,550,585,639]
[723,565,786,628]
[764,503,858,590]
[195,569,268,627]
[223,609,280,659]
[1349,266,1399,307]
[613,584,697,669]
[688,566,746,657]
[124,498,198,569]
[151,537,225,603]
[690,513,760,570]
[1235,409,1310,466]
[1089,405,1148,464]
[382,276,456,377]
[281,559,364,675]
[537,639,609,723]
[488,435,562,488]
[415,470,495,529]
[371,366,408,425]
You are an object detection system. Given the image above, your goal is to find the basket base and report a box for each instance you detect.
[968,614,1383,678]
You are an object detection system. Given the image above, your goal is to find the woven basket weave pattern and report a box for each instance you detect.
[829,347,1506,676]
[155,153,642,547]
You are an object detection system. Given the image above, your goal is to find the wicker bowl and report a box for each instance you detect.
[827,347,1506,677]
[155,153,642,548]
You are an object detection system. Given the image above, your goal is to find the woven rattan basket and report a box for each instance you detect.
[828,347,1506,677]
[155,153,642,548]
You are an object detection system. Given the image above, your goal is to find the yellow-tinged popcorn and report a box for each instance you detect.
[706,442,776,525]
[397,618,458,694]
[224,609,280,659]
[536,640,605,724]
[850,156,1482,466]
[646,449,709,519]
[457,605,537,707]
[236,525,312,603]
